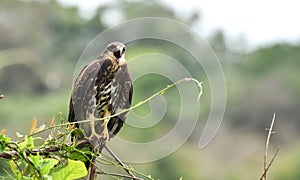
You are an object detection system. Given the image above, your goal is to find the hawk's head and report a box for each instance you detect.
[105,42,127,65]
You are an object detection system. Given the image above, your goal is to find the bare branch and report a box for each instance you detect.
[97,171,144,180]
[262,113,276,180]
[0,147,61,159]
[104,146,136,178]
[260,147,280,180]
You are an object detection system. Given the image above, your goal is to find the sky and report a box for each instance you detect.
[58,0,300,49]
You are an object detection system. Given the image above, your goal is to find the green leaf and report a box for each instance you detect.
[50,159,87,180]
[69,151,87,162]
[8,160,22,180]
[0,134,10,143]
[0,134,11,153]
[39,158,59,175]
[71,128,85,139]
[19,136,35,152]
[43,175,53,180]
[19,136,28,151]
[29,153,40,167]
[27,136,35,148]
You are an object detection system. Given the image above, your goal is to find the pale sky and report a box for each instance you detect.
[58,0,300,49]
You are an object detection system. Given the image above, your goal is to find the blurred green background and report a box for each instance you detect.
[0,0,300,179]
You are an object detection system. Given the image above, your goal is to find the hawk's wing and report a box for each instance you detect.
[68,60,102,137]
[112,63,133,119]
[108,63,133,137]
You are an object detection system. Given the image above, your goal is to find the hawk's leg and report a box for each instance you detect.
[89,113,111,179]
[89,118,109,180]
[98,118,109,152]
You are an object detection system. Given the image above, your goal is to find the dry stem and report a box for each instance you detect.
[104,145,136,178]
[261,113,277,180]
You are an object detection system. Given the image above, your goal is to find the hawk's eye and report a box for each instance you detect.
[122,47,126,54]
[113,50,121,59]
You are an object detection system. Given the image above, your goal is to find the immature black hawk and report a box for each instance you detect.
[68,42,133,153]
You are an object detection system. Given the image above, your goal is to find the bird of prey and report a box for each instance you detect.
[68,41,133,159]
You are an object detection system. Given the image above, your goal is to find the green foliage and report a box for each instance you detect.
[0,124,88,179]
[39,158,59,175]
[243,43,300,75]
[50,159,87,180]
[0,134,11,152]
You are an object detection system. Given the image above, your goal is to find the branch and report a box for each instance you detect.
[104,146,136,178]
[97,171,144,180]
[0,147,61,159]
[27,78,203,138]
[259,147,280,180]
[261,113,277,180]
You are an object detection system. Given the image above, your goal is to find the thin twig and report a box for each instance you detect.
[260,147,280,180]
[26,78,203,138]
[263,113,276,180]
[4,77,203,178]
[97,171,144,180]
[104,146,136,178]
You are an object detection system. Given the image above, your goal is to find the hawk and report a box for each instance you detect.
[68,42,133,153]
